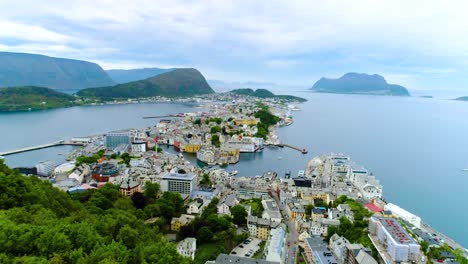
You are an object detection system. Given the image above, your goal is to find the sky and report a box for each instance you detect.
[1,0,468,92]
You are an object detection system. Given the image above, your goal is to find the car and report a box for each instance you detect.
[231,251,237,255]
[245,254,250,257]
[239,245,244,248]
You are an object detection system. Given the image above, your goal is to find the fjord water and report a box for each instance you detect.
[1,94,467,246]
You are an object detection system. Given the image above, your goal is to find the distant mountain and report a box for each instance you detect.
[106,68,174,84]
[77,68,214,100]
[0,52,114,89]
[454,96,468,101]
[311,73,410,96]
[230,88,307,102]
[0,86,76,111]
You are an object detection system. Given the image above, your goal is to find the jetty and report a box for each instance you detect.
[275,144,308,154]
[0,140,85,156]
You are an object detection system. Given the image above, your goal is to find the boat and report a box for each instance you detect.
[229,170,238,176]
[301,148,308,154]
[278,156,283,160]
[463,169,468,171]
[285,170,291,178]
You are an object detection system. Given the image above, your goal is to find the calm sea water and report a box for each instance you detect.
[1,94,467,247]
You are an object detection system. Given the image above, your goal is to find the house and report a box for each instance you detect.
[311,208,326,222]
[187,198,208,215]
[171,214,195,232]
[346,244,376,264]
[329,204,354,222]
[217,202,230,215]
[304,237,338,264]
[119,178,142,197]
[329,234,350,264]
[176,237,196,260]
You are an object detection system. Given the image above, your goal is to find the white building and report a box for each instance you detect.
[369,217,420,262]
[131,140,147,153]
[35,160,55,177]
[176,237,196,260]
[266,227,286,263]
[187,198,208,215]
[384,203,421,228]
[160,170,197,196]
[54,161,76,175]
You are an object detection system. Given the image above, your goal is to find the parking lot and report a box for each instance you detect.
[230,237,262,258]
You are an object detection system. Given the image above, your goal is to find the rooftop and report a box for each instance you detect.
[376,217,416,245]
[163,171,196,181]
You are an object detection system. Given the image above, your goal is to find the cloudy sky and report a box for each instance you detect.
[1,0,468,91]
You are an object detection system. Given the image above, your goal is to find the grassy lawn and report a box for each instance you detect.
[241,198,264,217]
[194,243,226,264]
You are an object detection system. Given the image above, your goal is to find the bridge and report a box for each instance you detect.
[0,140,85,156]
[274,143,308,154]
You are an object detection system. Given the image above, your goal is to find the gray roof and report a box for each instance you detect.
[355,250,378,264]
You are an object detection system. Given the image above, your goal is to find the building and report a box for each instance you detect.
[304,237,338,264]
[176,237,196,260]
[262,199,282,224]
[171,214,195,232]
[346,244,377,264]
[119,178,142,197]
[187,198,208,215]
[329,204,354,222]
[91,162,119,182]
[197,146,217,164]
[384,203,421,228]
[35,160,55,177]
[131,140,147,153]
[205,254,279,264]
[160,170,197,196]
[247,216,280,240]
[106,132,131,150]
[329,234,350,264]
[369,217,420,262]
[266,227,286,263]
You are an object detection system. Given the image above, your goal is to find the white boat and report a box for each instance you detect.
[229,170,238,176]
[278,156,283,160]
[463,169,468,171]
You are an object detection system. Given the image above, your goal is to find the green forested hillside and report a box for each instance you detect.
[230,88,306,102]
[0,160,191,263]
[0,86,77,111]
[78,68,214,100]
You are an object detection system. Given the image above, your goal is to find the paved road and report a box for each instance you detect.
[420,222,468,257]
[271,190,298,264]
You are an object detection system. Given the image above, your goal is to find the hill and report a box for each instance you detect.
[0,52,114,89]
[106,67,174,84]
[311,73,410,96]
[230,88,307,102]
[0,86,77,111]
[77,68,214,100]
[0,159,191,263]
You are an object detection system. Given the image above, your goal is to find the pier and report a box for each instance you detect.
[275,144,308,154]
[142,115,183,119]
[0,140,85,156]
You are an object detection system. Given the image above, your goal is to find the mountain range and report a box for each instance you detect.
[0,52,113,89]
[311,73,410,96]
[106,68,174,84]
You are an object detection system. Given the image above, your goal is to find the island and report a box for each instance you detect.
[0,86,78,112]
[0,52,114,90]
[230,88,307,102]
[77,68,214,100]
[454,96,468,101]
[310,73,410,96]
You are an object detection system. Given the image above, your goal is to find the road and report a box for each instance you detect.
[271,189,299,264]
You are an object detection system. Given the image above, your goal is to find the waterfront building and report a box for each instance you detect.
[53,161,76,175]
[160,170,197,196]
[197,146,216,164]
[35,160,55,177]
[106,132,131,150]
[304,237,338,264]
[176,237,196,260]
[384,203,421,228]
[119,178,142,197]
[368,217,420,263]
[266,227,286,263]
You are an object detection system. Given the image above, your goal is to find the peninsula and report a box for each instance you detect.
[311,73,410,96]
[230,88,307,102]
[77,68,214,100]
[0,86,78,112]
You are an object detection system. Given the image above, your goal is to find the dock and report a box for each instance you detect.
[0,140,85,156]
[142,115,182,119]
[275,144,308,154]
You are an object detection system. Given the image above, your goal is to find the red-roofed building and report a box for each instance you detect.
[366,202,383,213]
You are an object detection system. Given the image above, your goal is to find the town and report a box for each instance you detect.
[5,93,467,264]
